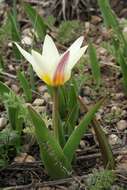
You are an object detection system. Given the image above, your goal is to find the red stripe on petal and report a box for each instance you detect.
[53,51,70,86]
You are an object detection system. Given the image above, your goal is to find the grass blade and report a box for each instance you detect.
[63,99,103,163]
[28,106,72,178]
[17,70,32,102]
[78,96,115,169]
[24,3,48,40]
[89,41,101,87]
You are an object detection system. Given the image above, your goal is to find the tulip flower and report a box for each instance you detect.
[15,35,87,86]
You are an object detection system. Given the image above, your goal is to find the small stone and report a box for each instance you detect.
[43,92,50,101]
[83,86,91,96]
[117,120,127,131]
[85,22,90,33]
[8,64,15,71]
[80,140,86,149]
[11,84,19,93]
[96,112,102,120]
[33,98,44,106]
[115,92,124,99]
[34,106,46,113]
[21,36,32,46]
[108,134,121,145]
[38,187,51,190]
[98,47,107,55]
[82,97,90,105]
[37,85,47,93]
[14,153,35,163]
[123,26,127,33]
[0,117,7,130]
[8,42,13,47]
[91,15,102,25]
[111,106,118,112]
[121,110,126,117]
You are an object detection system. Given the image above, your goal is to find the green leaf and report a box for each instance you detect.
[78,96,115,169]
[24,3,48,40]
[67,84,77,110]
[58,86,67,119]
[0,54,5,70]
[0,82,24,133]
[118,50,127,94]
[8,11,21,60]
[89,42,101,87]
[64,105,79,139]
[93,121,115,169]
[28,106,72,178]
[0,81,11,96]
[63,99,103,163]
[8,11,20,41]
[17,70,32,102]
[97,0,117,29]
[97,0,125,44]
[64,84,79,137]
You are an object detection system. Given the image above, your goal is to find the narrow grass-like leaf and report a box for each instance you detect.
[0,81,11,96]
[0,54,4,70]
[8,11,20,41]
[66,84,79,137]
[24,3,48,40]
[89,42,101,86]
[17,70,32,102]
[97,0,118,29]
[58,86,67,119]
[93,121,115,169]
[97,0,126,45]
[0,82,24,133]
[8,11,21,59]
[28,106,72,178]
[67,84,77,110]
[118,50,127,94]
[98,0,127,93]
[63,99,103,163]
[64,105,79,138]
[78,96,115,169]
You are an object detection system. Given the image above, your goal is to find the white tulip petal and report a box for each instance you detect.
[68,36,84,55]
[15,43,44,79]
[15,43,35,66]
[31,50,56,77]
[15,35,88,86]
[53,51,70,86]
[42,35,59,66]
[67,45,88,70]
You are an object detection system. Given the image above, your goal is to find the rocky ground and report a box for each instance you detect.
[1,0,127,189]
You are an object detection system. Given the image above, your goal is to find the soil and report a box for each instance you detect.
[1,1,127,190]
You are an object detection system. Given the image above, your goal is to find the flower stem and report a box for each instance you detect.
[52,87,59,142]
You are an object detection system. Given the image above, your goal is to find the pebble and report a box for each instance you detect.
[83,86,91,96]
[80,140,86,149]
[33,98,44,106]
[98,47,107,55]
[108,134,121,145]
[21,36,32,46]
[115,92,124,99]
[34,106,46,113]
[0,117,7,130]
[117,120,127,131]
[43,92,50,101]
[14,153,35,163]
[37,85,47,93]
[91,15,102,25]
[11,84,19,93]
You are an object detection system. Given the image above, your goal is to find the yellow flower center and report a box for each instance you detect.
[42,74,52,85]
